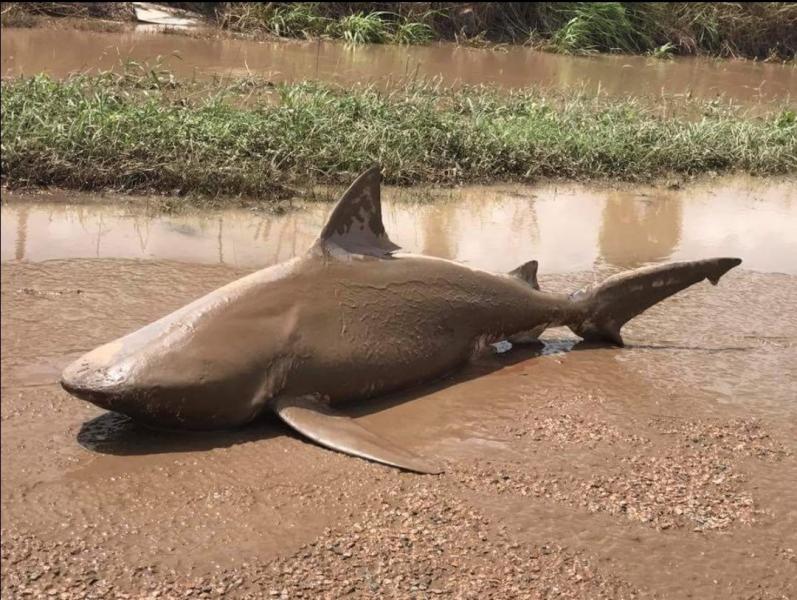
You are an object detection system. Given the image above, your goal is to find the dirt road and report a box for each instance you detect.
[3,249,795,598]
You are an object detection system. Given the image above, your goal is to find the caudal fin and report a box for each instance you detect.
[567,258,742,346]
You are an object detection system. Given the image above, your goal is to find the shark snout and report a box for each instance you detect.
[60,375,115,410]
[60,358,123,411]
[60,346,255,430]
[60,340,136,412]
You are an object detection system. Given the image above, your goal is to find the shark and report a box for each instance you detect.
[61,167,742,473]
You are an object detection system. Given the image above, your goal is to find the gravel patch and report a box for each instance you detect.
[652,417,792,461]
[580,453,756,531]
[457,448,758,532]
[219,482,642,599]
[2,482,644,599]
[509,412,649,447]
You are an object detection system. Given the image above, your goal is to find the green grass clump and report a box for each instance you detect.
[2,72,794,198]
[219,2,435,46]
[335,11,390,45]
[219,2,330,38]
[649,42,677,60]
[266,2,330,38]
[392,19,435,45]
[550,2,653,54]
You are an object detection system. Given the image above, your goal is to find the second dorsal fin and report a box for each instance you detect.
[509,260,540,290]
[312,166,400,258]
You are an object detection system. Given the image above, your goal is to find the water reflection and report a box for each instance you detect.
[3,176,794,274]
[598,191,682,269]
[14,205,28,261]
[420,204,459,259]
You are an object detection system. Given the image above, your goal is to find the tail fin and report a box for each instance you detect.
[568,258,742,346]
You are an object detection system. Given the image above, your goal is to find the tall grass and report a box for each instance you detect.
[267,2,329,38]
[2,72,794,198]
[4,3,794,57]
[0,2,135,20]
[392,19,434,45]
[550,3,653,54]
[218,2,329,38]
[215,2,797,58]
[660,2,797,58]
[219,2,434,46]
[335,11,390,45]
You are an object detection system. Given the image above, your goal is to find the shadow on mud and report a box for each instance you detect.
[77,412,284,455]
[76,337,752,456]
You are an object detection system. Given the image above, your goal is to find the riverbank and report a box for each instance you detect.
[218,2,797,60]
[2,71,794,200]
[3,2,796,60]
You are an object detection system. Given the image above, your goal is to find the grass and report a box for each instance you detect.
[4,3,794,58]
[392,19,435,46]
[255,2,329,38]
[336,11,390,45]
[0,2,134,23]
[649,42,677,60]
[215,2,797,59]
[1,70,794,199]
[218,2,434,46]
[0,1,133,29]
[549,3,653,55]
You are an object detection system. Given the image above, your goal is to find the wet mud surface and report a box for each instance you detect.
[3,27,796,107]
[2,180,797,598]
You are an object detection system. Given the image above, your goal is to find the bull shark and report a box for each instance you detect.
[61,167,742,473]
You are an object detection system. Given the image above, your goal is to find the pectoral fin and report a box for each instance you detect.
[272,396,442,474]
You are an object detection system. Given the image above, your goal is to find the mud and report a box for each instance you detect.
[2,177,797,598]
[3,27,796,107]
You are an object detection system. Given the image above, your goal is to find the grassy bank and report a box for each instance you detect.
[3,2,796,59]
[219,2,797,59]
[0,2,135,26]
[1,72,794,199]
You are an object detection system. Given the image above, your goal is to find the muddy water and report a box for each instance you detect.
[2,177,797,596]
[3,27,796,106]
[4,177,796,274]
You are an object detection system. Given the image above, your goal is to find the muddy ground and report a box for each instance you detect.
[2,243,796,598]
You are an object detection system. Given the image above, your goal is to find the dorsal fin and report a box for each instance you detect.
[509,260,540,290]
[311,166,400,258]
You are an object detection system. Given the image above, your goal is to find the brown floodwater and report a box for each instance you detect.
[2,176,796,597]
[4,176,795,274]
[3,27,796,106]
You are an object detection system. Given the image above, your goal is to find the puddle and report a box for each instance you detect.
[3,176,795,274]
[2,27,795,107]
